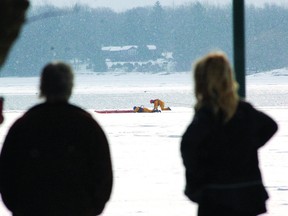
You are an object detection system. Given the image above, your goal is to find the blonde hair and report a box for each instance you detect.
[40,62,74,102]
[193,51,239,122]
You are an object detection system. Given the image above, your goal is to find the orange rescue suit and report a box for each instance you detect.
[151,99,170,111]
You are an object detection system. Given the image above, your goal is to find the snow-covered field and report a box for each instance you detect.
[0,69,288,216]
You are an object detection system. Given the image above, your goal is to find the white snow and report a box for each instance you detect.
[0,70,288,216]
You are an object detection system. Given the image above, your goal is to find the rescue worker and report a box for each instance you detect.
[150,99,171,111]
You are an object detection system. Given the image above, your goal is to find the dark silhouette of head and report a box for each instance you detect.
[40,62,74,103]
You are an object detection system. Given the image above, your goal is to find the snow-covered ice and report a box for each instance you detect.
[0,70,288,216]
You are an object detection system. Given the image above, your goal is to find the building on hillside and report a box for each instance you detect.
[101,45,175,72]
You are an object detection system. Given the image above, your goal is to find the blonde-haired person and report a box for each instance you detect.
[0,62,113,216]
[180,52,278,216]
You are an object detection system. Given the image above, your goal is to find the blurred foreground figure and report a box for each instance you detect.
[0,0,29,124]
[0,97,4,124]
[0,0,29,67]
[181,52,278,216]
[0,62,113,216]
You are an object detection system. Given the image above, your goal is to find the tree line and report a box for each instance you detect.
[1,1,288,76]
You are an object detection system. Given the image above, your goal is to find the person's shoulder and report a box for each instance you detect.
[193,106,214,123]
[196,105,214,116]
[24,103,87,115]
[8,105,43,130]
[29,102,92,118]
[18,104,44,120]
[65,104,101,129]
[26,103,45,112]
[237,100,256,113]
[238,100,253,108]
[234,100,264,122]
[67,103,93,118]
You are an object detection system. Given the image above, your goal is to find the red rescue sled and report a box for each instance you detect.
[95,110,134,114]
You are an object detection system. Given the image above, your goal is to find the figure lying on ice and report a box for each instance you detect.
[133,105,161,113]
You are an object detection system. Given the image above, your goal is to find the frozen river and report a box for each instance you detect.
[0,70,288,216]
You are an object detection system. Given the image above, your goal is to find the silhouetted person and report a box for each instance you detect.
[0,0,29,124]
[0,0,29,67]
[0,97,4,124]
[0,62,113,216]
[181,52,278,216]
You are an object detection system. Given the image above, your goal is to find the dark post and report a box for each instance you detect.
[233,0,246,98]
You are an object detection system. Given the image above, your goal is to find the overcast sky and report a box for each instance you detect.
[30,0,288,12]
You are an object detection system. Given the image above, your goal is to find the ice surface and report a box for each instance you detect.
[0,70,288,216]
[0,72,193,111]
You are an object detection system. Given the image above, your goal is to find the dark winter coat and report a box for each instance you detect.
[0,102,113,216]
[181,100,278,215]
